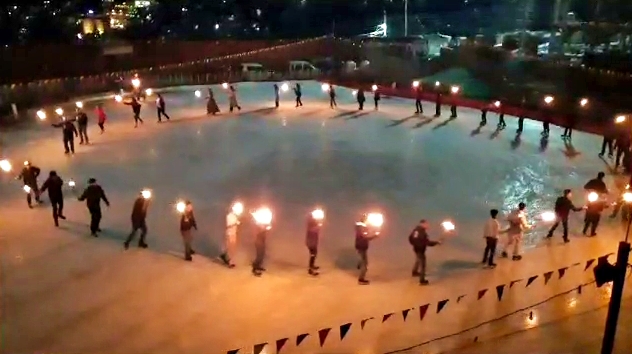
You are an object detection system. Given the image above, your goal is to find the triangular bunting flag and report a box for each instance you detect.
[457,294,466,303]
[496,285,505,301]
[477,289,488,300]
[577,285,582,295]
[526,275,538,287]
[382,313,394,323]
[437,299,449,314]
[360,317,373,330]
[543,271,554,285]
[254,343,267,354]
[402,309,411,321]
[419,304,430,321]
[584,259,596,271]
[276,338,288,354]
[510,279,522,288]
[227,350,239,354]
[339,323,351,340]
[318,328,331,347]
[571,262,581,268]
[558,267,568,279]
[296,333,309,346]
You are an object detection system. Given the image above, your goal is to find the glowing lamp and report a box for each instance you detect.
[441,220,456,231]
[580,98,588,107]
[36,110,46,120]
[587,192,599,203]
[141,189,152,199]
[176,201,186,213]
[55,107,63,116]
[231,202,244,216]
[450,86,460,94]
[114,95,123,102]
[321,83,330,92]
[68,180,76,187]
[75,101,83,109]
[145,88,153,96]
[131,78,141,88]
[0,159,12,172]
[23,185,31,193]
[222,82,229,89]
[311,208,325,220]
[540,211,556,222]
[494,100,501,108]
[412,80,420,88]
[544,95,554,104]
[366,213,384,228]
[281,83,289,92]
[252,207,273,225]
[194,90,202,98]
[371,84,378,91]
[615,115,626,123]
[435,81,440,87]
[623,192,632,203]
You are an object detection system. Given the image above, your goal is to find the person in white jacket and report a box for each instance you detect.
[219,202,243,268]
[228,85,241,113]
[501,202,531,261]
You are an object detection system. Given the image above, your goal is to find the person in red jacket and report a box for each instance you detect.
[96,104,107,133]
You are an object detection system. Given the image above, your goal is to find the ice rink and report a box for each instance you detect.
[0,81,627,353]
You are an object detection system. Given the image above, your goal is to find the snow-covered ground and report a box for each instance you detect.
[0,81,627,354]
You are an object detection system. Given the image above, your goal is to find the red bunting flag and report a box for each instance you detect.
[437,299,449,313]
[402,308,411,321]
[382,313,394,323]
[419,304,430,321]
[296,333,309,346]
[276,338,288,354]
[360,317,374,329]
[477,289,488,300]
[526,275,538,287]
[543,271,554,285]
[496,285,505,301]
[558,267,568,279]
[340,323,351,340]
[254,343,267,354]
[571,262,581,268]
[457,294,466,303]
[318,328,331,347]
[577,285,582,295]
[510,279,522,288]
[584,259,596,271]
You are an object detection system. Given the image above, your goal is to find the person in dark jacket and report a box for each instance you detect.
[252,218,271,276]
[40,170,66,226]
[562,114,577,140]
[17,161,42,207]
[614,131,630,169]
[305,211,323,276]
[408,219,441,285]
[125,97,143,127]
[355,215,379,285]
[583,196,608,236]
[329,85,337,109]
[76,109,89,144]
[356,89,366,110]
[373,89,381,110]
[546,189,584,242]
[434,91,442,117]
[52,118,78,154]
[584,172,608,194]
[78,178,110,237]
[496,105,506,130]
[414,86,423,114]
[599,122,616,158]
[516,97,526,134]
[180,201,197,261]
[294,83,303,107]
[480,105,488,126]
[273,84,280,108]
[124,190,151,249]
[156,93,170,122]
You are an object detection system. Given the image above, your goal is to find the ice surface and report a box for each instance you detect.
[0,81,627,353]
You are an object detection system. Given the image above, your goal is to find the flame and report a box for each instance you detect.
[75,101,84,109]
[281,83,289,92]
[441,220,456,231]
[540,211,556,222]
[366,213,384,228]
[194,90,201,98]
[231,202,244,216]
[55,107,63,115]
[587,192,599,203]
[176,201,186,213]
[311,208,325,220]
[141,189,152,199]
[412,80,420,88]
[222,82,229,89]
[36,110,46,120]
[252,207,273,225]
[0,159,12,172]
[321,83,330,91]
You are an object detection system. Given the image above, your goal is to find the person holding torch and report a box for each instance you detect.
[51,118,78,154]
[355,213,382,285]
[40,170,66,226]
[78,178,110,237]
[178,201,197,261]
[219,202,243,268]
[17,161,42,208]
[546,189,584,243]
[583,192,608,237]
[408,219,442,285]
[251,207,272,276]
[500,202,531,261]
[76,107,89,145]
[124,190,151,250]
[306,208,324,276]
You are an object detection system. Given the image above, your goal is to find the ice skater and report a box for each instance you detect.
[496,102,506,129]
[583,194,608,237]
[541,118,550,138]
[40,171,66,226]
[450,101,457,118]
[76,108,89,144]
[52,117,78,154]
[228,85,241,113]
[179,201,197,261]
[96,104,107,133]
[273,84,280,108]
[480,105,488,125]
[156,93,170,122]
[17,160,42,208]
[294,83,303,107]
[546,189,583,243]
[206,88,220,115]
[614,131,630,170]
[329,85,337,108]
[373,89,381,110]
[434,91,442,117]
[219,202,243,268]
[125,97,143,127]
[356,88,365,110]
[78,178,110,237]
[355,215,379,285]
[562,114,576,139]
[252,217,271,276]
[409,219,441,285]
[124,190,151,249]
[584,172,608,194]
[306,210,323,276]
[414,85,423,114]
[501,202,530,261]
[517,114,525,133]
[482,209,503,268]
[599,123,615,158]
